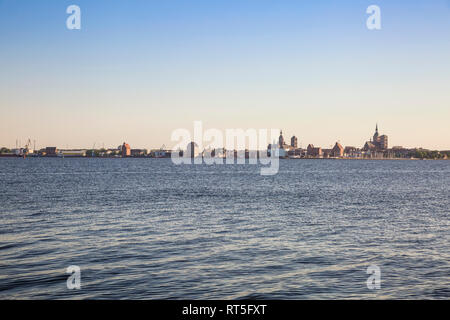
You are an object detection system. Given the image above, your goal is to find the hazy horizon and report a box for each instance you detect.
[1,0,449,150]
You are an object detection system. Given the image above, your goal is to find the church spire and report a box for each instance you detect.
[373,123,379,142]
[278,130,285,148]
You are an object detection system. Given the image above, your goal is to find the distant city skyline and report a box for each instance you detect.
[1,122,448,151]
[0,123,450,151]
[1,1,449,150]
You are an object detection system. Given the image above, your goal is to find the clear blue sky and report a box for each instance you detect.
[1,0,449,149]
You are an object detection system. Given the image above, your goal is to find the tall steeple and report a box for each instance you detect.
[373,123,379,142]
[278,130,285,148]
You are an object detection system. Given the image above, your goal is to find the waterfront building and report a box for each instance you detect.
[150,149,172,158]
[267,142,288,158]
[379,134,388,150]
[322,149,332,158]
[307,144,322,157]
[344,146,361,158]
[291,136,298,149]
[331,142,344,157]
[276,131,291,158]
[278,131,285,148]
[121,142,131,157]
[45,147,58,157]
[130,149,148,157]
[288,148,303,158]
[269,130,302,158]
[278,131,291,150]
[363,124,388,152]
[363,141,376,152]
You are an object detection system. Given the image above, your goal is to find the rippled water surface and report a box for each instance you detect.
[0,158,449,299]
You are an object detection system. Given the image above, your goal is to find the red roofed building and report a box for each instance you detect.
[307,144,322,157]
[331,142,344,157]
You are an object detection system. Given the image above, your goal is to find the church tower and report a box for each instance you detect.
[373,123,379,142]
[278,130,285,148]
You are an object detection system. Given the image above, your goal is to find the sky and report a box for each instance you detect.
[0,0,449,150]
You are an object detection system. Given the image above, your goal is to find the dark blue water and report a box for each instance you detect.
[0,158,449,299]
